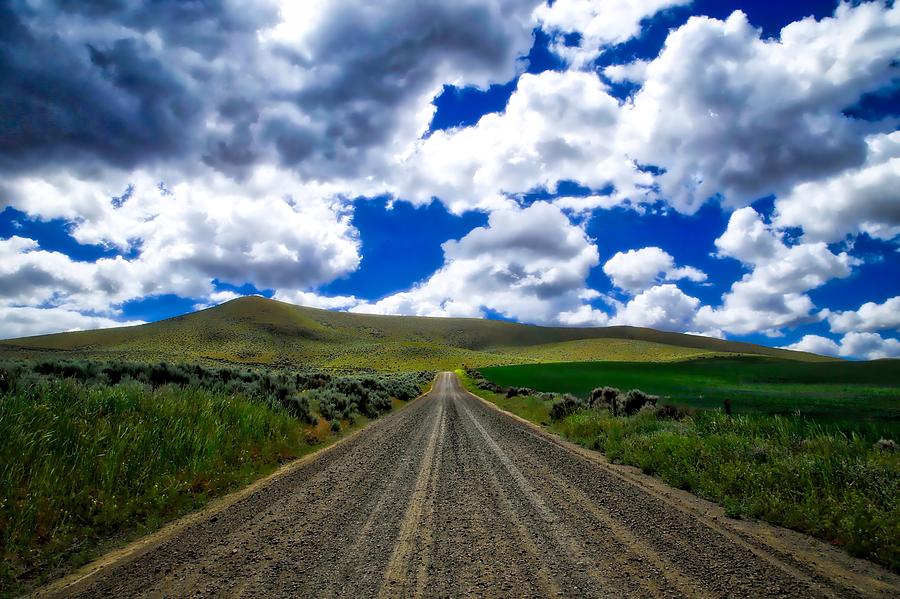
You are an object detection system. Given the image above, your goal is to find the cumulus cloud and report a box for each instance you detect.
[257,0,538,181]
[610,284,700,331]
[780,335,842,357]
[775,132,900,243]
[350,202,602,324]
[782,332,900,360]
[0,306,144,340]
[602,247,705,294]
[273,290,360,311]
[554,194,624,213]
[534,0,688,67]
[193,291,245,312]
[620,2,900,213]
[395,2,899,224]
[1,166,361,315]
[393,70,652,214]
[696,208,859,336]
[603,60,650,84]
[838,332,900,360]
[822,296,900,334]
[0,0,538,183]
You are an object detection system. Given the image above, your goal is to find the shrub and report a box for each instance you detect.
[617,389,657,416]
[309,388,352,421]
[506,386,533,398]
[589,386,619,410]
[637,402,659,417]
[281,394,316,425]
[874,438,898,452]
[296,371,331,390]
[330,419,342,432]
[656,404,692,421]
[477,380,504,393]
[550,394,585,421]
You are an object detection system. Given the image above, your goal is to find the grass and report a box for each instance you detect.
[0,376,417,597]
[0,296,833,370]
[480,356,900,420]
[487,338,726,363]
[458,370,900,572]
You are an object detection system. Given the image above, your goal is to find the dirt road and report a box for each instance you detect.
[39,372,898,598]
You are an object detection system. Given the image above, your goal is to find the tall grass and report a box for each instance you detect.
[0,380,307,594]
[555,410,900,569]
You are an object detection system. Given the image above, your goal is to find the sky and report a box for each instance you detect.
[0,0,898,359]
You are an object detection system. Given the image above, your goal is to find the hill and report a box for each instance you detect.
[0,296,835,369]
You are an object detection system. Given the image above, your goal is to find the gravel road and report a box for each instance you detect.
[38,372,899,598]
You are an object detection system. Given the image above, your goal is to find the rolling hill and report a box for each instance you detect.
[0,296,835,369]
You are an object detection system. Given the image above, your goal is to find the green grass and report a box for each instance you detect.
[481,356,900,420]
[558,410,900,571]
[0,296,833,370]
[0,379,399,597]
[486,338,727,363]
[458,370,900,572]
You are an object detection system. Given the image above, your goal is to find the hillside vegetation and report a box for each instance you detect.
[0,296,832,369]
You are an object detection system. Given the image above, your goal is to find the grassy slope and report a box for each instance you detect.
[0,296,832,369]
[480,358,900,420]
[457,371,900,572]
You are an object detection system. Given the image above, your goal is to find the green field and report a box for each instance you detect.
[0,296,833,370]
[480,357,900,421]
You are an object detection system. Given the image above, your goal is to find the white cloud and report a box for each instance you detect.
[822,296,900,334]
[683,328,725,340]
[350,201,603,324]
[554,194,624,213]
[603,59,650,83]
[273,290,360,311]
[775,132,900,243]
[393,70,652,214]
[534,0,688,67]
[0,306,144,340]
[394,2,899,228]
[193,291,245,311]
[602,246,705,294]
[619,3,900,213]
[0,236,97,308]
[610,284,700,331]
[782,332,900,360]
[838,332,900,360]
[556,304,611,327]
[696,208,859,336]
[2,165,362,314]
[780,335,842,357]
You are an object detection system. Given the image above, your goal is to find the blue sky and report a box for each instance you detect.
[0,0,898,358]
